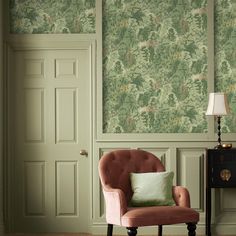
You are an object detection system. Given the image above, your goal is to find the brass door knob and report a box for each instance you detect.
[80,149,88,156]
[220,169,231,181]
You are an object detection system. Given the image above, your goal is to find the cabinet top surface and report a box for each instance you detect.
[207,148,236,152]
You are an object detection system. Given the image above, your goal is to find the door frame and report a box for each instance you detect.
[4,34,96,232]
[0,0,4,232]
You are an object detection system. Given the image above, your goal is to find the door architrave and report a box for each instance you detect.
[4,34,96,232]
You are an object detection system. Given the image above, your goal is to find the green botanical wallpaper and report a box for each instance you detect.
[9,0,95,33]
[215,0,236,133]
[9,0,236,134]
[103,0,208,133]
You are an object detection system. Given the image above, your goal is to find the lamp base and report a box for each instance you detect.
[215,116,223,149]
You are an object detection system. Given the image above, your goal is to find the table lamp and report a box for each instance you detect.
[206,92,230,149]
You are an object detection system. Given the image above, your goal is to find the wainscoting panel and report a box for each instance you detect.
[177,148,205,211]
[138,148,170,169]
[92,143,214,235]
[221,189,236,212]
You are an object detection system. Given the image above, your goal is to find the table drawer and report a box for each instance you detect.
[208,149,236,187]
[212,164,236,187]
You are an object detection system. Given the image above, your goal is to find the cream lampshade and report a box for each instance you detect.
[206,92,230,116]
[206,92,230,148]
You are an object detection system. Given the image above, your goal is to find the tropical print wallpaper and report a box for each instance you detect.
[215,0,236,133]
[9,0,96,33]
[103,0,208,133]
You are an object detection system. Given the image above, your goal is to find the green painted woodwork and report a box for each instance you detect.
[103,0,208,133]
[9,0,96,33]
[215,0,236,133]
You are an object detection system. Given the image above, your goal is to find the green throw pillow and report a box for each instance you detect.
[130,171,175,207]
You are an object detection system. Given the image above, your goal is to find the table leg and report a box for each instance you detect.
[206,187,211,236]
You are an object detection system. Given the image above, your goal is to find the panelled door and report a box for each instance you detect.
[9,46,91,232]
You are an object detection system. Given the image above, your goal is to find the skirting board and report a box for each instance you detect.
[0,222,4,234]
[91,224,206,235]
[91,224,236,235]
[0,210,4,233]
[214,224,236,235]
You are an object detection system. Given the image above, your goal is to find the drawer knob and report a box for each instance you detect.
[220,169,231,181]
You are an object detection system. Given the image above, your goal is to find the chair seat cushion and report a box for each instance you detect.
[121,206,199,227]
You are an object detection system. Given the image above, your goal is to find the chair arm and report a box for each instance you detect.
[102,187,128,225]
[172,186,191,208]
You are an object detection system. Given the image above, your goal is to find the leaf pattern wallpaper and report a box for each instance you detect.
[215,0,236,133]
[9,0,95,33]
[103,0,208,133]
[9,0,236,134]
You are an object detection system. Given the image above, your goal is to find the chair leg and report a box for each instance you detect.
[127,227,138,236]
[107,224,113,236]
[158,225,163,236]
[187,222,197,236]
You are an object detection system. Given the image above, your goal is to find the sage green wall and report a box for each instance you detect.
[215,0,236,132]
[9,0,96,33]
[9,0,236,133]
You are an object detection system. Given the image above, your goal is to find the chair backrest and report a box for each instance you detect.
[99,149,165,203]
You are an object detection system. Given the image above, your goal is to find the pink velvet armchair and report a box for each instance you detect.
[98,149,199,236]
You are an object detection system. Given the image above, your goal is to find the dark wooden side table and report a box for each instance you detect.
[206,148,236,236]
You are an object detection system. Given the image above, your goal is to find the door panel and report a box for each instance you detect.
[55,88,78,143]
[24,161,46,216]
[10,49,91,232]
